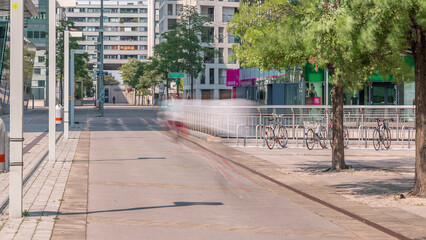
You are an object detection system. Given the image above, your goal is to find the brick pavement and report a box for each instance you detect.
[0,130,81,240]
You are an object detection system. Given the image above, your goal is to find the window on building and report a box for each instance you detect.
[209,69,215,84]
[34,31,39,38]
[87,17,98,23]
[120,55,137,59]
[104,45,118,50]
[168,4,173,15]
[228,48,235,64]
[34,68,41,74]
[87,45,96,50]
[104,8,118,13]
[139,45,148,50]
[87,8,100,13]
[120,8,138,13]
[200,71,205,84]
[105,55,118,59]
[140,36,148,41]
[120,45,137,50]
[87,36,98,41]
[139,27,148,32]
[27,31,33,38]
[87,26,96,32]
[140,8,148,14]
[218,27,224,43]
[140,17,148,23]
[38,56,45,63]
[139,55,147,59]
[219,48,224,63]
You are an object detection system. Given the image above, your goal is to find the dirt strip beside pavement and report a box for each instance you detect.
[51,130,90,240]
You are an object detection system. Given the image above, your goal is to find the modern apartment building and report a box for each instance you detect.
[158,0,240,99]
[65,0,160,71]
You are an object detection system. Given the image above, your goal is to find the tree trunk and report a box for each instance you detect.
[134,90,137,105]
[331,76,347,170]
[412,28,426,196]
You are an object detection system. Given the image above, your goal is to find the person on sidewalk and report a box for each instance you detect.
[112,96,116,104]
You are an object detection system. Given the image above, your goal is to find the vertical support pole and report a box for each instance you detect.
[9,0,24,218]
[70,51,75,127]
[49,0,56,162]
[64,31,69,139]
[99,0,104,116]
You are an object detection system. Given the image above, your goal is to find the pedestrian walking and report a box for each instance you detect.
[112,96,116,104]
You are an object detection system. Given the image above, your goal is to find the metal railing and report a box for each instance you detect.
[173,104,416,147]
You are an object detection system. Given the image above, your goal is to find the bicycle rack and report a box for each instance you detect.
[408,128,414,149]
[295,125,305,148]
[401,126,408,148]
[236,124,248,147]
[255,124,264,147]
[358,125,368,148]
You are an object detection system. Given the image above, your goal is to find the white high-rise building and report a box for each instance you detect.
[65,0,160,71]
[158,0,240,99]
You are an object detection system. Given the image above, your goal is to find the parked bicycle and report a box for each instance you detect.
[264,114,288,149]
[304,119,327,150]
[328,124,350,148]
[373,118,392,150]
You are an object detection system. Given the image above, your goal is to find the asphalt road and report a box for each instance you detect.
[83,106,364,240]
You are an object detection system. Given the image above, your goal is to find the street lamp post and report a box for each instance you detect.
[49,0,56,162]
[9,0,24,218]
[64,31,70,139]
[70,49,84,127]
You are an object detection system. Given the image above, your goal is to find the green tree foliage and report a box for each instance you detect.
[119,58,145,88]
[154,5,217,98]
[104,73,120,85]
[357,0,425,195]
[119,58,146,105]
[137,57,161,96]
[230,0,383,170]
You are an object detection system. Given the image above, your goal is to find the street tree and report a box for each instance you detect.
[154,5,216,99]
[230,0,378,170]
[104,73,120,85]
[118,58,145,105]
[358,0,425,196]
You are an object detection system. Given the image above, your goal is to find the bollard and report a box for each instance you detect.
[0,118,5,172]
[55,104,64,124]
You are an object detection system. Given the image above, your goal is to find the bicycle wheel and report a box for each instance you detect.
[373,129,381,151]
[319,126,327,148]
[383,128,391,149]
[277,126,288,148]
[306,129,315,150]
[265,127,275,149]
[344,127,349,148]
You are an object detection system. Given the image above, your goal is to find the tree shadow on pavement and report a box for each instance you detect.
[29,202,224,217]
[292,158,414,175]
[332,177,414,196]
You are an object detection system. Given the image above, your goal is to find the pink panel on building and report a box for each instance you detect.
[226,69,240,87]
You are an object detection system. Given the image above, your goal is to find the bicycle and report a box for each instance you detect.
[373,118,392,151]
[328,125,350,148]
[304,119,327,150]
[264,114,288,149]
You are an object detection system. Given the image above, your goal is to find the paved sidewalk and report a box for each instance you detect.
[0,107,86,240]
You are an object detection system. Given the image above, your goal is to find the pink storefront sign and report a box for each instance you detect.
[226,69,240,87]
[305,97,321,105]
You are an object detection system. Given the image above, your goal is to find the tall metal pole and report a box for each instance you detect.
[9,0,24,218]
[70,51,75,127]
[64,31,69,139]
[97,0,104,116]
[49,0,56,162]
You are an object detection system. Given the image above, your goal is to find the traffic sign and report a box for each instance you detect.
[97,71,108,76]
[168,72,184,78]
